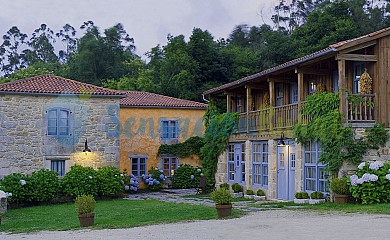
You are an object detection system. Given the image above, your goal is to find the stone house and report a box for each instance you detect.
[119,91,207,178]
[0,74,123,177]
[203,27,390,200]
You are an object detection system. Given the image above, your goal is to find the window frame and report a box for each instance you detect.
[131,156,147,177]
[161,119,179,140]
[353,62,365,94]
[303,141,328,194]
[47,108,70,136]
[252,141,268,188]
[308,80,317,95]
[50,160,66,177]
[162,156,178,177]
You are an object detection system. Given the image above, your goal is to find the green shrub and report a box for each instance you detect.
[231,183,242,193]
[171,164,202,189]
[61,165,98,198]
[29,169,59,202]
[75,195,96,215]
[211,188,232,205]
[330,177,349,195]
[349,162,390,204]
[96,166,124,197]
[310,191,324,199]
[246,189,254,195]
[0,173,30,203]
[142,168,165,191]
[256,189,265,196]
[220,183,229,190]
[295,192,309,199]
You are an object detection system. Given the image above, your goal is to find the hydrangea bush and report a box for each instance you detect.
[61,165,98,198]
[349,161,390,204]
[142,168,166,191]
[29,169,60,202]
[96,166,125,197]
[0,173,30,203]
[125,174,139,193]
[171,164,202,189]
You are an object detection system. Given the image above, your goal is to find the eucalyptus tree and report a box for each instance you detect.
[56,24,77,62]
[0,26,28,75]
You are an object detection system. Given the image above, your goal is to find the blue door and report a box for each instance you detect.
[277,141,296,200]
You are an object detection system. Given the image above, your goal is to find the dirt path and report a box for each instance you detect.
[1,210,390,240]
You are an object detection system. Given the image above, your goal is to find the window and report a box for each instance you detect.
[162,156,178,177]
[252,141,268,187]
[228,144,235,181]
[47,108,70,136]
[353,62,365,94]
[332,70,339,93]
[304,141,328,193]
[131,157,147,177]
[161,120,178,139]
[51,160,65,177]
[290,83,298,104]
[308,80,316,95]
[275,83,284,106]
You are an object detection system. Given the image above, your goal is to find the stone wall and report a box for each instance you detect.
[0,93,121,177]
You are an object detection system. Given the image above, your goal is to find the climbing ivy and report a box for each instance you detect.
[200,101,238,187]
[158,136,204,158]
[294,92,389,174]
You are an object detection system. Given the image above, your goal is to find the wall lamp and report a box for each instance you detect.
[278,133,286,146]
[83,139,91,153]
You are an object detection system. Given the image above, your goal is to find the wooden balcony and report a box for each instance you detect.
[237,103,305,133]
[346,94,375,123]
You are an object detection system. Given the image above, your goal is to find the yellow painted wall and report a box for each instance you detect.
[119,107,205,175]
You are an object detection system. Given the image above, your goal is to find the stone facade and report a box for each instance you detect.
[0,93,121,177]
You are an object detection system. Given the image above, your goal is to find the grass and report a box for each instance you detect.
[253,201,390,214]
[0,199,242,233]
[181,194,254,202]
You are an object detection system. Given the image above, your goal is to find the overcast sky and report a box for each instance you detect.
[0,0,276,57]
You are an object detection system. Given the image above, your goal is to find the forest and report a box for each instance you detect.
[0,0,390,102]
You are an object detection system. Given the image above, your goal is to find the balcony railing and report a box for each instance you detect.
[237,103,301,133]
[346,94,375,122]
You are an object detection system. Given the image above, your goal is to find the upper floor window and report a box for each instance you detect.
[290,83,298,104]
[161,120,178,139]
[308,80,316,95]
[275,83,284,106]
[332,70,339,93]
[353,62,365,94]
[47,108,70,136]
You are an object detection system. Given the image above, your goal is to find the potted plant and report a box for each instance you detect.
[309,191,325,204]
[231,183,243,198]
[75,195,96,227]
[293,192,309,204]
[244,189,255,199]
[330,177,350,204]
[254,189,266,201]
[210,187,233,219]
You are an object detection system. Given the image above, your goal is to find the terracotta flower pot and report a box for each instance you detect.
[334,194,349,204]
[78,213,95,227]
[215,204,232,219]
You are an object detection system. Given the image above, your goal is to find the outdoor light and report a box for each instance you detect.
[83,139,91,153]
[278,133,285,146]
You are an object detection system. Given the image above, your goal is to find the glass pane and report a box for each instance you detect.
[48,119,57,128]
[59,118,68,127]
[263,143,268,153]
[48,110,56,118]
[262,154,268,163]
[59,110,68,118]
[306,167,315,179]
[48,127,57,135]
[305,153,311,163]
[306,179,315,191]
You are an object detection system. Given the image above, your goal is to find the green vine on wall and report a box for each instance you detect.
[158,136,205,158]
[200,101,239,186]
[294,92,389,175]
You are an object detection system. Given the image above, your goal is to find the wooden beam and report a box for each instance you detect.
[267,77,295,83]
[246,87,251,133]
[245,84,268,91]
[339,40,376,54]
[335,53,377,62]
[338,59,346,119]
[297,72,304,123]
[295,67,331,75]
[269,78,275,107]
[226,95,231,113]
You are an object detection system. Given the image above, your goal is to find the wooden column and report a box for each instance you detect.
[269,78,275,130]
[338,59,346,118]
[226,94,231,113]
[297,72,304,123]
[246,86,252,133]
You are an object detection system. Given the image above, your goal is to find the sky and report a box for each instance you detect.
[0,0,276,57]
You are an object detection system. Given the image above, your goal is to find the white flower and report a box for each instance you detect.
[120,173,124,177]
[155,168,158,170]
[369,161,384,170]
[197,168,202,172]
[89,176,93,179]
[362,173,370,182]
[20,179,26,186]
[6,192,12,198]
[386,174,390,180]
[358,162,366,170]
[115,174,118,177]
[369,174,379,182]
[350,175,358,186]
[356,178,364,185]
[0,190,6,198]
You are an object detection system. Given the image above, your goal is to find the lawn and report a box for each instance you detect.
[253,201,390,214]
[0,199,241,233]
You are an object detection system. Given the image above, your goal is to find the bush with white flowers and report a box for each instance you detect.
[349,161,390,204]
[171,164,202,189]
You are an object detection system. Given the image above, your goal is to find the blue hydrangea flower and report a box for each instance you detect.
[190,175,195,180]
[159,174,164,179]
[133,187,138,191]
[159,170,164,173]
[125,185,130,191]
[156,181,160,185]
[149,181,154,185]
[153,179,158,184]
[130,174,134,178]
[120,180,124,184]
[145,179,150,183]
[130,180,135,185]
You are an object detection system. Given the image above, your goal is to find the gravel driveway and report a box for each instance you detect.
[1,209,389,240]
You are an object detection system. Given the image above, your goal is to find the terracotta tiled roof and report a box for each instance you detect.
[0,74,123,96]
[120,91,207,109]
[204,27,390,95]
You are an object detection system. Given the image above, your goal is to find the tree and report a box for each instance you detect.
[56,24,77,62]
[0,26,28,75]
